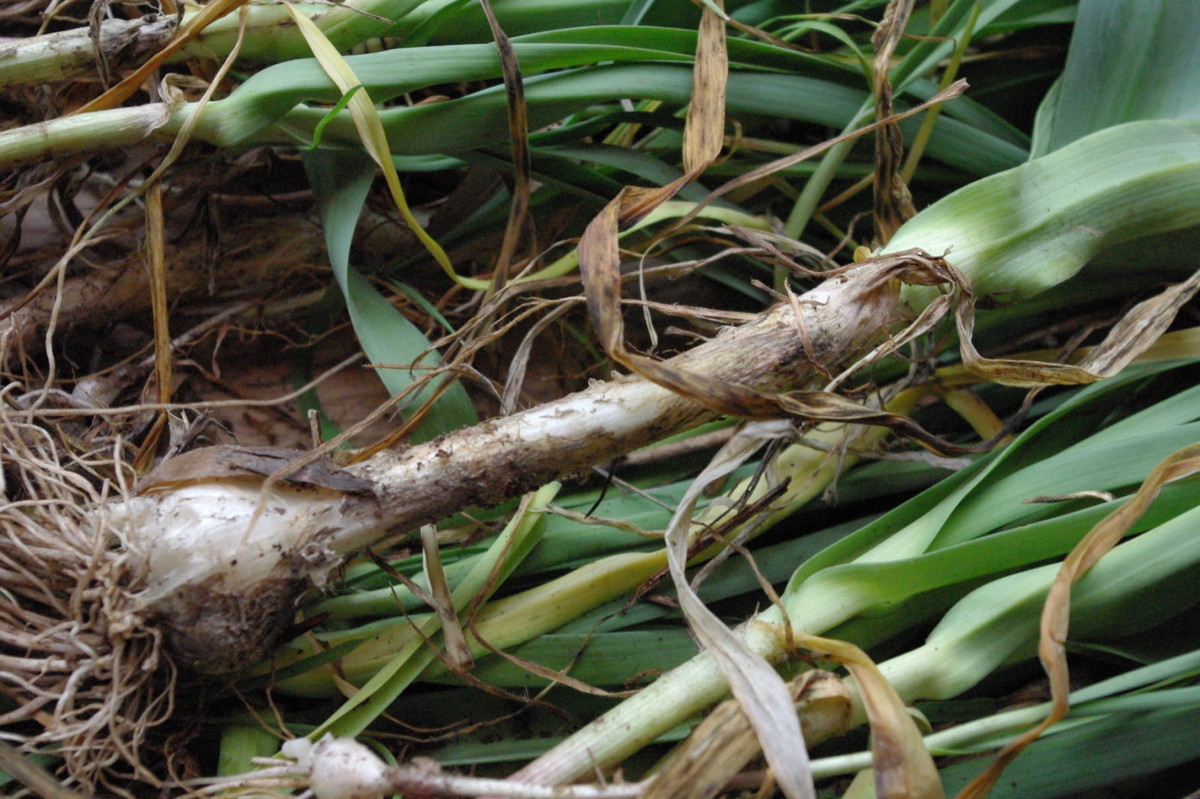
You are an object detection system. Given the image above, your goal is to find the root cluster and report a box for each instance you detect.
[0,390,174,795]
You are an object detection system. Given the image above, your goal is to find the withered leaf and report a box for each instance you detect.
[871,0,918,246]
[136,445,376,495]
[644,670,850,799]
[767,626,944,799]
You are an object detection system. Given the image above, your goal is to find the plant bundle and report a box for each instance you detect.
[2,0,1200,797]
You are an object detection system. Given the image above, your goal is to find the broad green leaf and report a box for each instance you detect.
[812,651,1200,783]
[287,3,473,288]
[12,28,1032,183]
[423,630,699,687]
[302,149,477,442]
[414,0,632,44]
[875,499,1200,704]
[217,726,279,777]
[1031,0,1200,157]
[387,686,691,768]
[274,64,1025,177]
[890,119,1200,308]
[940,702,1200,798]
[978,0,1076,35]
[185,0,432,63]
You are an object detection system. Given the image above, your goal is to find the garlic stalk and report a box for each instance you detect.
[241,734,649,799]
[113,258,901,676]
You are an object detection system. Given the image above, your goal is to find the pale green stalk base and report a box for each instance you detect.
[889,119,1200,307]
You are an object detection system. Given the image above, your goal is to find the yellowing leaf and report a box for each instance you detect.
[283,4,484,291]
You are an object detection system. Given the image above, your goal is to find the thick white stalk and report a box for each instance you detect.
[114,263,899,675]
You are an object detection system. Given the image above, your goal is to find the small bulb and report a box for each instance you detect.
[305,735,393,799]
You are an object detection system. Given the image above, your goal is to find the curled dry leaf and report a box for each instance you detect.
[756,624,944,799]
[870,0,918,245]
[954,264,1200,387]
[136,445,375,495]
[643,670,851,799]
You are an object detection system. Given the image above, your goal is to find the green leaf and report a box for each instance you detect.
[939,701,1200,798]
[276,63,1025,177]
[302,148,477,442]
[1031,0,1200,157]
[890,119,1200,308]
[312,483,559,736]
[305,84,364,149]
[217,726,279,777]
[423,630,700,688]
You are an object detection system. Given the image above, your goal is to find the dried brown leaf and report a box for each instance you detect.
[75,0,251,113]
[1075,267,1200,376]
[644,670,851,799]
[683,0,728,173]
[136,445,375,495]
[871,0,918,245]
[421,525,473,669]
[763,627,944,799]
[956,264,1200,386]
[479,0,531,292]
